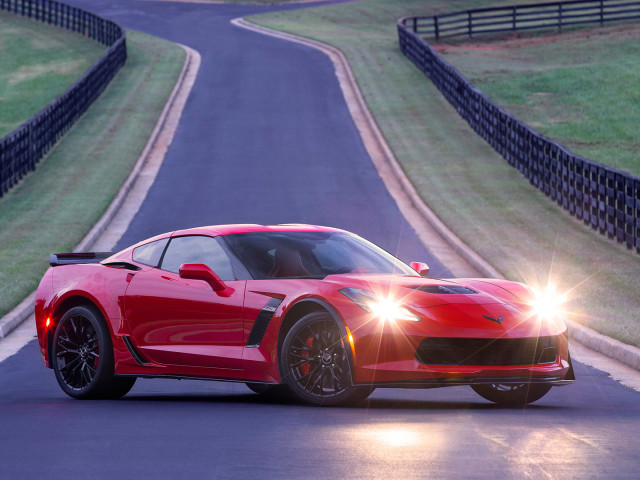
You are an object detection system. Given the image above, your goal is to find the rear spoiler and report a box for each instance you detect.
[49,252,114,267]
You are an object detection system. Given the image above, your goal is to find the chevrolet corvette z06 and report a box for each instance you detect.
[35,224,574,406]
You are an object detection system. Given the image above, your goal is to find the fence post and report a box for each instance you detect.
[600,0,604,26]
[412,16,417,33]
[512,6,516,31]
[558,3,563,31]
[434,16,439,40]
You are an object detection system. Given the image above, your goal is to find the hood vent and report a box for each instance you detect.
[407,285,477,295]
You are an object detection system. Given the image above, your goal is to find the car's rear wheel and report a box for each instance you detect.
[52,305,136,399]
[280,312,373,406]
[471,383,552,406]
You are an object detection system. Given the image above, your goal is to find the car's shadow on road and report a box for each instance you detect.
[118,390,566,411]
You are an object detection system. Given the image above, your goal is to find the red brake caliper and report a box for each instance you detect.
[301,336,314,376]
[94,342,99,369]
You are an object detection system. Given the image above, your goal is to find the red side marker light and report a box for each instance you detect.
[45,317,51,328]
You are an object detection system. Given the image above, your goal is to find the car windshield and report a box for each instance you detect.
[222,231,417,279]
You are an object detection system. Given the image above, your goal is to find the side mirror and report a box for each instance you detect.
[410,261,430,276]
[179,263,234,296]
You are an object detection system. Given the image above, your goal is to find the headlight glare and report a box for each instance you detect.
[529,283,566,321]
[339,288,420,322]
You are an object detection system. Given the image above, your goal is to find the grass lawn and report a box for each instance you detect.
[249,0,640,347]
[0,11,105,136]
[437,23,640,176]
[0,22,185,317]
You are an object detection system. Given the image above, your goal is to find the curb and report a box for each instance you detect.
[567,320,640,371]
[232,18,640,373]
[0,44,201,339]
[0,292,36,338]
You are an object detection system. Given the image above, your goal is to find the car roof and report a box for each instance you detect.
[114,224,351,260]
[171,224,347,237]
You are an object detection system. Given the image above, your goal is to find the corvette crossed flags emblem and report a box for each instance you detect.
[482,314,504,325]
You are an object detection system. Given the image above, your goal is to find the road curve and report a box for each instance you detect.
[1,0,640,478]
[97,0,449,276]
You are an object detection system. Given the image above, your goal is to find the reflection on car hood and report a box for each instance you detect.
[323,274,525,309]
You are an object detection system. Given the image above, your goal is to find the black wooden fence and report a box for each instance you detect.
[409,0,640,40]
[0,0,126,197]
[398,1,640,253]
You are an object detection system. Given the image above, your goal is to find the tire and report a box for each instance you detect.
[52,305,136,399]
[471,383,552,406]
[279,312,373,406]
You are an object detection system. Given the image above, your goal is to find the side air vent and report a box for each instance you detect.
[246,298,283,348]
[407,285,477,295]
[122,336,150,365]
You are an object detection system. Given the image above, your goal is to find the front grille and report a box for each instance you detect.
[415,336,558,366]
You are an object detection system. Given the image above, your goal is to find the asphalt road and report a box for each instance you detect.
[2,0,640,478]
[102,0,446,275]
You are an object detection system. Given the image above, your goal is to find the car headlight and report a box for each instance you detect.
[529,283,566,321]
[339,288,420,322]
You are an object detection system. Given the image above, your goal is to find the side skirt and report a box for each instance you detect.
[115,373,277,385]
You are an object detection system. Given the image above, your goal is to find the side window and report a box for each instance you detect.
[132,238,169,267]
[160,236,235,281]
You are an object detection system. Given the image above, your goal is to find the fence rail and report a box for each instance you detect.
[407,0,640,40]
[398,0,640,253]
[0,0,126,197]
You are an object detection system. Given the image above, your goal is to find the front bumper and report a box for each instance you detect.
[344,307,573,386]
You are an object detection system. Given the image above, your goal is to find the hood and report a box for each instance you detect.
[324,274,563,337]
[324,274,518,310]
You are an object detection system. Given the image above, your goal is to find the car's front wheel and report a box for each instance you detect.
[280,312,373,406]
[471,383,552,406]
[52,305,135,399]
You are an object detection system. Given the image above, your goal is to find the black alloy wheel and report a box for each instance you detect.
[280,312,373,406]
[471,383,552,406]
[52,305,135,399]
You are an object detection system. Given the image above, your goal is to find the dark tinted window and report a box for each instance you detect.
[160,236,235,280]
[223,231,416,279]
[132,238,169,267]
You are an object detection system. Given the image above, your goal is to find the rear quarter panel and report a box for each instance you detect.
[36,263,135,366]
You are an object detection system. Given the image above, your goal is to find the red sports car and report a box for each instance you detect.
[35,224,574,406]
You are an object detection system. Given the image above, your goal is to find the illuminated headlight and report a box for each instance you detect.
[339,288,420,322]
[529,283,566,321]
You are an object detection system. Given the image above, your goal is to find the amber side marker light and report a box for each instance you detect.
[45,317,51,328]
[345,326,356,362]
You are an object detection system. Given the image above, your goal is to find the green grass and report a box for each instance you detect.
[0,11,105,136]
[249,0,640,347]
[437,23,640,176]
[0,28,185,317]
